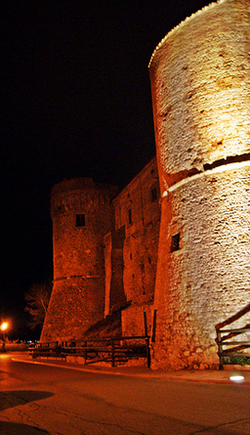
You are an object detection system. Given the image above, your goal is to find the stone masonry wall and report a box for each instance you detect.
[149,0,250,369]
[152,164,250,370]
[150,0,250,191]
[41,165,161,343]
[104,229,126,317]
[41,178,118,342]
[113,158,160,336]
[121,304,153,338]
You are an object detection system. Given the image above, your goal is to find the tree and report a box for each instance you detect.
[25,280,52,330]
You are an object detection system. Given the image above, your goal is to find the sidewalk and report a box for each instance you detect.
[9,351,250,385]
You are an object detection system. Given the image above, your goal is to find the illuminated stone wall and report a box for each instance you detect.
[103,228,126,316]
[113,158,161,336]
[41,160,160,342]
[41,178,118,342]
[149,0,250,369]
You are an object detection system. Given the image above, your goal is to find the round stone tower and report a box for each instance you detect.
[149,0,250,369]
[41,178,118,342]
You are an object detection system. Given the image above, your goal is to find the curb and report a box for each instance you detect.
[10,355,250,385]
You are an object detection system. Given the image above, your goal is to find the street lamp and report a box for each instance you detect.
[1,322,8,332]
[0,322,9,352]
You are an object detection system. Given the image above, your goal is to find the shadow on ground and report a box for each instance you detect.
[0,421,50,434]
[0,390,53,411]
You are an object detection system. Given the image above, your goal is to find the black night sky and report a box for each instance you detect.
[1,0,210,339]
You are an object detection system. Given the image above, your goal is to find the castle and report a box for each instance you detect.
[41,0,250,370]
[41,158,161,345]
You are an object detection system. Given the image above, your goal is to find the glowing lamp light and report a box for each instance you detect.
[0,322,8,332]
[229,374,245,383]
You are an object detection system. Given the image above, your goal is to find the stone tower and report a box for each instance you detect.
[41,178,118,342]
[149,0,250,369]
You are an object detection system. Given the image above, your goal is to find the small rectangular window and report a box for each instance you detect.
[76,214,85,227]
[151,187,157,202]
[170,233,180,252]
[128,208,132,225]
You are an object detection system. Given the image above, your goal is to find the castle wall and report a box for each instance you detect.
[104,228,126,317]
[150,0,250,191]
[113,158,160,336]
[149,0,250,369]
[121,305,153,338]
[41,178,118,342]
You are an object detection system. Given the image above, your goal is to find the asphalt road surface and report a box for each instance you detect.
[1,352,250,434]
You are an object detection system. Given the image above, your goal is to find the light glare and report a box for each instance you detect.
[0,322,8,332]
[229,375,245,383]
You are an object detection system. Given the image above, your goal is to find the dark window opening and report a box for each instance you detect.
[76,214,85,227]
[128,208,132,225]
[130,252,132,260]
[170,233,180,252]
[151,187,157,202]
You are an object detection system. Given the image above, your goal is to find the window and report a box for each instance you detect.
[76,214,85,227]
[128,208,132,225]
[170,233,180,252]
[151,187,157,202]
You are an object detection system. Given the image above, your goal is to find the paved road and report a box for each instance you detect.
[1,352,250,434]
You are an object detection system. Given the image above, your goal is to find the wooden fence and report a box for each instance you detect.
[216,327,250,369]
[215,304,250,369]
[29,335,151,368]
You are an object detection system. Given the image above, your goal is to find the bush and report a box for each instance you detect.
[225,355,250,366]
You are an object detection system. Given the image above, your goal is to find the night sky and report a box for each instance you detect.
[2,0,210,338]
